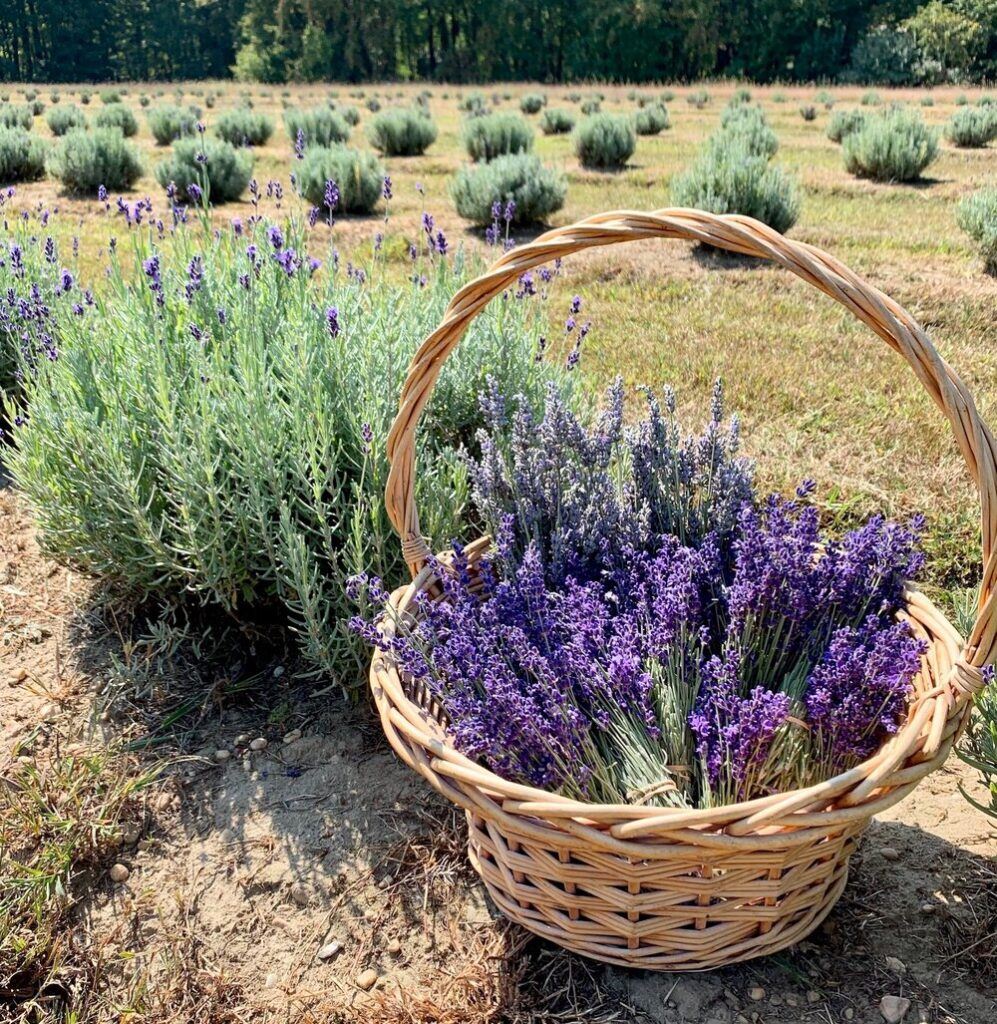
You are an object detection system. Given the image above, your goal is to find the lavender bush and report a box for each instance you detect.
[6,199,568,685]
[155,137,253,204]
[354,378,927,809]
[214,107,273,147]
[46,128,143,195]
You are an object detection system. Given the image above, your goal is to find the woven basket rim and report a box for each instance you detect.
[371,535,966,837]
[373,207,996,847]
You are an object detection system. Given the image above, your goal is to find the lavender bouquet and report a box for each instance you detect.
[353,380,926,809]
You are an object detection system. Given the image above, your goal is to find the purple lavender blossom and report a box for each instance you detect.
[805,617,925,770]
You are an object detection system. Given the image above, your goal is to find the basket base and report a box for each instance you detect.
[466,812,863,971]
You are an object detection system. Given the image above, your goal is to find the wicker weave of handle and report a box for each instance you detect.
[372,209,997,969]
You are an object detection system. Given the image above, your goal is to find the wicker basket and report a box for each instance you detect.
[370,209,996,970]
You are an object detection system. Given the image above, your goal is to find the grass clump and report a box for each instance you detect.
[0,103,34,130]
[147,104,199,145]
[633,103,670,135]
[99,89,121,104]
[687,89,709,108]
[366,108,437,156]
[520,93,545,114]
[46,128,143,195]
[7,217,565,683]
[45,104,87,136]
[827,108,866,143]
[573,113,636,170]
[93,103,138,137]
[945,108,997,148]
[214,107,274,146]
[296,145,385,213]
[580,97,601,115]
[284,106,350,149]
[540,108,575,135]
[799,104,817,121]
[450,153,566,225]
[842,108,939,183]
[957,188,997,274]
[0,126,46,183]
[154,137,253,204]
[0,732,160,1002]
[462,112,534,162]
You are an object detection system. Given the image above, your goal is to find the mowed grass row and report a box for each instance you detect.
[4,80,996,602]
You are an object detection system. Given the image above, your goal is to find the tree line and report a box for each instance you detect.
[1,1,995,85]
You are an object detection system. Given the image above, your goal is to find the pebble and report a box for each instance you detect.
[878,847,901,862]
[109,863,130,883]
[386,938,401,955]
[784,993,799,1008]
[213,749,231,763]
[806,990,821,1004]
[355,968,378,991]
[235,733,249,746]
[273,665,285,679]
[879,995,911,1023]
[885,956,906,975]
[10,667,27,684]
[844,1009,855,1021]
[316,940,342,961]
[290,884,309,907]
[748,986,766,1002]
[283,729,302,744]
[249,737,268,751]
[920,902,935,915]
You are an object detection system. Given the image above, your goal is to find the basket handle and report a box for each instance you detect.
[385,208,997,696]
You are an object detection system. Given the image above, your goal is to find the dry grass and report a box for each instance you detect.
[0,726,162,1018]
[4,77,997,1023]
[11,78,996,598]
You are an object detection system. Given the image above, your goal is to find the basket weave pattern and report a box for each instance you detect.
[371,210,997,969]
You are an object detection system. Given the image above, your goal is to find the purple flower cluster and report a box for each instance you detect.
[354,379,928,809]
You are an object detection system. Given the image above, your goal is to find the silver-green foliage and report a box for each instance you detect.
[462,112,534,162]
[673,111,799,235]
[0,104,34,130]
[573,113,636,170]
[633,103,670,135]
[539,108,575,135]
[46,128,143,195]
[520,93,545,114]
[214,107,274,146]
[147,105,199,145]
[826,108,866,143]
[945,107,997,148]
[957,188,997,274]
[45,104,87,136]
[9,219,565,684]
[155,137,253,203]
[93,104,138,137]
[296,145,385,213]
[450,153,566,225]
[716,103,778,157]
[0,127,46,183]
[284,107,350,148]
[366,108,437,156]
[842,108,938,182]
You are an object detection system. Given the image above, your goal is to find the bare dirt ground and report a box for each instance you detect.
[3,480,997,1024]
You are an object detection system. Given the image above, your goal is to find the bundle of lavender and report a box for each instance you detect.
[352,379,925,809]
